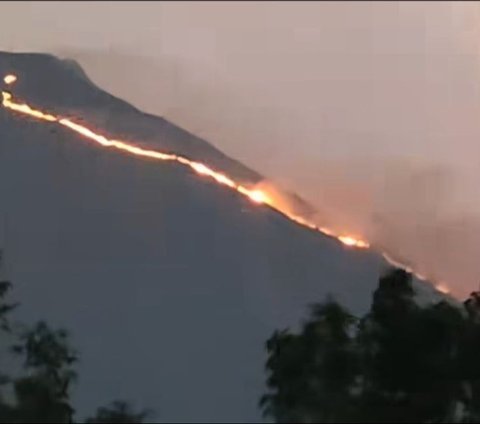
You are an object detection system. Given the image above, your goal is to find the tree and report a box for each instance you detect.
[261,267,478,423]
[0,280,17,333]
[415,300,465,422]
[261,297,359,423]
[358,269,465,422]
[357,268,434,422]
[0,254,151,423]
[10,322,77,423]
[0,261,18,422]
[458,291,480,422]
[85,400,151,423]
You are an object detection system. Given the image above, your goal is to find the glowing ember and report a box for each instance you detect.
[0,73,372,254]
[4,74,17,85]
[338,236,369,248]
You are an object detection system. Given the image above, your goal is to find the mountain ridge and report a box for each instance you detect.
[0,51,449,422]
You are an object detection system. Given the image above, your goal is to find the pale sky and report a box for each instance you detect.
[2,1,480,293]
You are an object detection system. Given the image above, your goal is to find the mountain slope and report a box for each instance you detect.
[0,52,440,422]
[1,52,262,183]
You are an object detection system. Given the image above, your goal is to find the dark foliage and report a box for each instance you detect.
[85,400,151,423]
[0,255,150,423]
[262,267,480,423]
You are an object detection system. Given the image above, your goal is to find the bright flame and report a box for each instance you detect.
[0,75,375,256]
[0,82,456,315]
[1,73,455,294]
[246,189,270,204]
[2,91,56,122]
[338,236,369,248]
[4,74,17,85]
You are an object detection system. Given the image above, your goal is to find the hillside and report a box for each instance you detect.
[0,52,442,422]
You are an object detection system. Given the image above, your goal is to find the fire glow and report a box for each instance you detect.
[2,73,449,293]
[1,74,369,250]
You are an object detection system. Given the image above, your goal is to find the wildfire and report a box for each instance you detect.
[2,73,371,252]
[1,72,457,294]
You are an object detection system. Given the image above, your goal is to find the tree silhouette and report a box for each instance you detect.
[0,254,151,423]
[85,400,151,423]
[262,267,480,423]
[261,297,359,422]
[10,322,77,423]
[358,269,464,422]
[458,291,480,422]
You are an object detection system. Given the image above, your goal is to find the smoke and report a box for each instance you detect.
[3,2,480,296]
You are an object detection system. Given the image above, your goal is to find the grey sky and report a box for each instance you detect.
[2,1,480,294]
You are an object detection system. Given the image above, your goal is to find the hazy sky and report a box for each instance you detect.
[2,1,480,294]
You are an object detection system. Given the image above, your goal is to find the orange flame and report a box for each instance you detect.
[1,73,457,294]
[2,91,56,122]
[0,74,371,253]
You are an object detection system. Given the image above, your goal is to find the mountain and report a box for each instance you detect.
[0,52,444,422]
